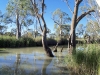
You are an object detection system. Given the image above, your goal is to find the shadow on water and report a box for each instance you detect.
[0,49,9,54]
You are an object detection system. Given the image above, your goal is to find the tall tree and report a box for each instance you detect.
[6,0,33,39]
[64,0,94,53]
[86,21,100,39]
[54,24,70,38]
[30,0,54,57]
[52,8,71,38]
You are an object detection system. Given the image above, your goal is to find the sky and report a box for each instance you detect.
[96,0,100,12]
[0,0,88,33]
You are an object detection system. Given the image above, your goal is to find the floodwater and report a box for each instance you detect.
[0,47,69,75]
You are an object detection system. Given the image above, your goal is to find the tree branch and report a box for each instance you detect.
[51,18,60,27]
[37,16,43,32]
[76,0,83,5]
[64,0,73,14]
[76,10,95,27]
[41,0,44,16]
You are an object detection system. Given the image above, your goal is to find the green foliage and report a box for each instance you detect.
[47,38,57,46]
[52,8,71,37]
[65,44,100,75]
[0,35,68,47]
[34,36,42,46]
[0,36,36,47]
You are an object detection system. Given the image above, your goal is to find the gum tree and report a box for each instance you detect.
[30,0,54,57]
[64,0,94,54]
[6,0,33,39]
[52,8,71,38]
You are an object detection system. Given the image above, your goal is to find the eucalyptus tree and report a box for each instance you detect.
[64,0,94,53]
[86,21,100,39]
[6,0,33,39]
[84,0,100,24]
[82,0,100,37]
[54,24,70,38]
[30,0,54,57]
[52,8,71,38]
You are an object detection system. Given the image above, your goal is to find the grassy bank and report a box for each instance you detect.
[0,35,86,48]
[0,36,66,48]
[65,44,100,75]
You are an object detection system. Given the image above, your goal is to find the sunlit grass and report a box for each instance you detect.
[65,44,100,75]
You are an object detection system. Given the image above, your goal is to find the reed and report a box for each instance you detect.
[65,44,100,75]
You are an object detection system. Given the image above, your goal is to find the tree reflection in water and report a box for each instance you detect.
[41,57,53,75]
[14,54,20,75]
[0,48,68,75]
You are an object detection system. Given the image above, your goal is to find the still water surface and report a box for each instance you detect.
[0,47,69,75]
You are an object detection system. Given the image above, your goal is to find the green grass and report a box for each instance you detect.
[0,35,36,48]
[65,44,100,75]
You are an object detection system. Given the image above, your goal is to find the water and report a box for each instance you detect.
[0,47,69,75]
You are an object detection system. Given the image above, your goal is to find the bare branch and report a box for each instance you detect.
[64,0,73,14]
[41,0,44,16]
[51,18,60,27]
[76,9,95,26]
[37,16,43,32]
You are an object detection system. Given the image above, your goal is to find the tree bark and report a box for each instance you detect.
[16,12,21,39]
[42,27,54,57]
[68,30,76,48]
[53,42,58,52]
[68,0,79,49]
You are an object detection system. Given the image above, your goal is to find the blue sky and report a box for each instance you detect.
[0,0,87,33]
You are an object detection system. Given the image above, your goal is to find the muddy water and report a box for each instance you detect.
[0,47,69,75]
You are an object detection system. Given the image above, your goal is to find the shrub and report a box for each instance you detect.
[47,38,57,46]
[56,38,68,45]
[0,36,36,48]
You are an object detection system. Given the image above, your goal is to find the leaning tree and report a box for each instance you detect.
[30,0,54,57]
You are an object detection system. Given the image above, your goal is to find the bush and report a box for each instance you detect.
[47,38,57,46]
[34,37,42,46]
[0,36,36,48]
[0,35,69,48]
[57,38,68,45]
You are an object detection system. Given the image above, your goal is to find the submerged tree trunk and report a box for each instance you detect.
[30,0,54,57]
[42,27,54,57]
[53,42,58,52]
